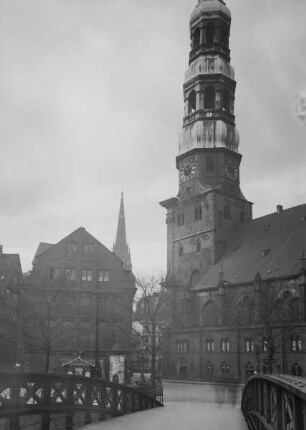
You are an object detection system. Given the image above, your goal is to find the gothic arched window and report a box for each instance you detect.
[193,27,201,48]
[203,300,217,325]
[204,86,215,109]
[188,91,197,114]
[206,156,214,171]
[206,22,215,45]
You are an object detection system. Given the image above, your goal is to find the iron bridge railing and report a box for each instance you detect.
[0,372,163,430]
[241,374,306,430]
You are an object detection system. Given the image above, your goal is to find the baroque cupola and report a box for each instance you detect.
[179,0,239,158]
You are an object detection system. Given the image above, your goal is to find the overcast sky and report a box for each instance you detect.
[1,0,305,276]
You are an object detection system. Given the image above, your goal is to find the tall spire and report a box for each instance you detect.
[113,191,132,271]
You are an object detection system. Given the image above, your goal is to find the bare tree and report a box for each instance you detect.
[21,276,77,373]
[133,274,170,383]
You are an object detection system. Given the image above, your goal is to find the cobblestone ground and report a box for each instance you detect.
[82,381,248,430]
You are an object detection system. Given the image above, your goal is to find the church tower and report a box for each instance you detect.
[160,0,252,289]
[113,192,132,271]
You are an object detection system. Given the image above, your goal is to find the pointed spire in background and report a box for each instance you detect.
[113,191,132,271]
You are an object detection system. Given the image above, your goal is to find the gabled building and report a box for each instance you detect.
[0,246,22,370]
[160,0,306,382]
[21,226,135,374]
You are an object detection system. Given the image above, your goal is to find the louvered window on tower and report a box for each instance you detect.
[188,91,197,114]
[193,27,200,48]
[204,86,215,109]
[206,22,215,45]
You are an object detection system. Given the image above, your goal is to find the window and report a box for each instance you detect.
[291,362,303,377]
[291,336,302,352]
[203,300,217,325]
[65,269,76,281]
[263,338,269,353]
[98,270,109,282]
[224,199,230,219]
[179,244,184,257]
[48,267,60,280]
[196,240,201,253]
[206,156,214,171]
[245,337,254,353]
[245,362,255,377]
[177,212,185,227]
[204,86,215,109]
[193,27,200,48]
[82,270,93,282]
[186,187,191,195]
[206,361,214,374]
[188,91,197,114]
[83,243,94,253]
[221,338,230,352]
[206,338,214,352]
[176,339,189,353]
[195,205,202,221]
[223,90,230,112]
[206,22,215,45]
[66,242,77,252]
[221,362,230,374]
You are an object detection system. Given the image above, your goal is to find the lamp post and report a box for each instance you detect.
[140,343,146,382]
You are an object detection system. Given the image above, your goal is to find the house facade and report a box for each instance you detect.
[0,246,22,370]
[21,226,135,374]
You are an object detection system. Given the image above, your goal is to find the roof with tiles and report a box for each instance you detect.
[194,204,306,290]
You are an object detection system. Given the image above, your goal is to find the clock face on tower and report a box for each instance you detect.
[224,160,238,180]
[180,158,196,182]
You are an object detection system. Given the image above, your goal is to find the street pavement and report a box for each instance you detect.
[82,381,248,430]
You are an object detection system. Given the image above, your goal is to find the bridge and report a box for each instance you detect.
[0,372,163,430]
[241,374,306,430]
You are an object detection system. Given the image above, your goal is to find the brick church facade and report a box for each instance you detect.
[160,0,306,382]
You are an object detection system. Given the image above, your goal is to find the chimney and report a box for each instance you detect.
[277,205,283,214]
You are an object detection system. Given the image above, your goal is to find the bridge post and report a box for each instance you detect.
[84,380,92,425]
[42,376,51,430]
[275,384,283,429]
[9,374,20,430]
[294,396,305,430]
